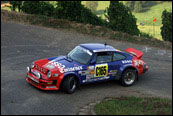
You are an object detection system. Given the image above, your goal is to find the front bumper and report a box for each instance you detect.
[26,73,59,90]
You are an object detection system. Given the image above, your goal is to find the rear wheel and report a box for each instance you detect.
[62,76,77,94]
[120,69,137,87]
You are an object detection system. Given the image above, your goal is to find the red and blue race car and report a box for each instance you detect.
[26,43,148,94]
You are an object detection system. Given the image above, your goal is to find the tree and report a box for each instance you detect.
[9,1,22,12]
[105,1,140,35]
[21,1,54,17]
[9,1,17,11]
[161,10,172,42]
[55,1,105,26]
[85,1,98,13]
[56,1,82,21]
[21,1,41,14]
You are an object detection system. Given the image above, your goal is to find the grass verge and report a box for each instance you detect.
[1,9,172,50]
[94,96,172,115]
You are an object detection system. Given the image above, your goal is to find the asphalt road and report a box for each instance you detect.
[1,21,172,115]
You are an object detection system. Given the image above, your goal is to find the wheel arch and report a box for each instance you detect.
[121,66,139,80]
[60,73,80,90]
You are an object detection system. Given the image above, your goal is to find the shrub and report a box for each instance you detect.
[139,32,153,39]
[161,9,172,42]
[21,1,55,17]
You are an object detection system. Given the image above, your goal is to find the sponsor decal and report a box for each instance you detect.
[109,70,118,76]
[122,60,132,64]
[87,66,94,70]
[93,49,114,52]
[64,66,83,72]
[134,60,144,66]
[82,76,110,83]
[48,60,82,73]
[48,60,65,73]
[94,64,108,77]
[46,64,55,70]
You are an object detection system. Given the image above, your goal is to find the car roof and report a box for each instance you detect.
[79,43,116,52]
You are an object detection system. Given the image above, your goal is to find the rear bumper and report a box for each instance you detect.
[26,74,59,90]
[143,64,148,73]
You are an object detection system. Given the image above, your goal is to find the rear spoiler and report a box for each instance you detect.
[125,48,144,59]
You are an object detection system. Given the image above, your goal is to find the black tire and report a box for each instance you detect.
[120,69,137,87]
[62,76,77,94]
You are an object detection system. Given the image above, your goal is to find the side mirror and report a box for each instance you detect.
[90,59,96,65]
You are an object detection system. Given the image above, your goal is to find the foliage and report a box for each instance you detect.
[161,9,172,42]
[85,1,98,13]
[54,1,106,26]
[105,1,140,35]
[21,1,55,17]
[9,1,22,12]
[139,31,153,39]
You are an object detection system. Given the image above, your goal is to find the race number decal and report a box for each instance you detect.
[94,64,108,77]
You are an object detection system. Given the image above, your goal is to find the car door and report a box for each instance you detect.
[108,52,127,80]
[81,51,113,84]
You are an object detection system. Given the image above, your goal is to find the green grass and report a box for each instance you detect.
[94,96,172,115]
[133,2,172,26]
[138,23,162,40]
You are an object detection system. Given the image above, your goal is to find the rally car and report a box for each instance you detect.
[26,43,148,94]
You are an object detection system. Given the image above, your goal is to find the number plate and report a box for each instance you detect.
[28,75,39,83]
[94,64,108,77]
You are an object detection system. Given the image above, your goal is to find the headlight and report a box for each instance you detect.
[31,62,35,68]
[37,73,41,79]
[26,67,30,73]
[47,71,51,78]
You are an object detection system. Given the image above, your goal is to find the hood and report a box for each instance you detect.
[41,56,83,74]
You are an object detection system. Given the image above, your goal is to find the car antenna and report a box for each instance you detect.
[104,43,107,46]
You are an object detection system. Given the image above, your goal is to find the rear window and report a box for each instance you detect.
[113,52,126,61]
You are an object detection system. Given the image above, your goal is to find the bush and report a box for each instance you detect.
[161,10,172,42]
[139,32,153,39]
[21,1,55,17]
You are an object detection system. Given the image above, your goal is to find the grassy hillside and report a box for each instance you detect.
[82,1,172,40]
[134,2,172,40]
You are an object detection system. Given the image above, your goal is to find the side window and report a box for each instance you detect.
[113,52,126,61]
[96,52,112,64]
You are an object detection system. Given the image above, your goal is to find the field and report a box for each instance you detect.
[1,1,172,40]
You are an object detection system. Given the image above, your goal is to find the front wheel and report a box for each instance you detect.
[120,69,137,87]
[62,76,77,94]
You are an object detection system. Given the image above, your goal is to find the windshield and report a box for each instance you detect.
[67,46,92,64]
